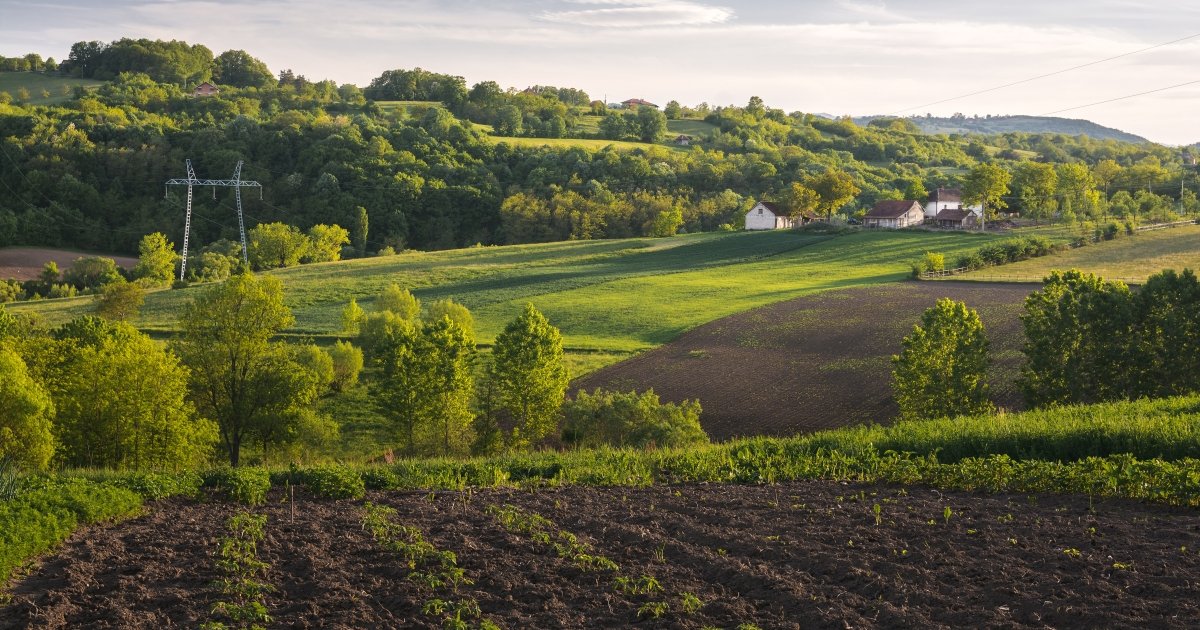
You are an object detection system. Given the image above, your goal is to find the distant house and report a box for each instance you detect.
[621,98,658,109]
[192,82,219,98]
[674,134,691,146]
[924,188,982,219]
[863,200,924,229]
[933,208,979,229]
[745,201,794,230]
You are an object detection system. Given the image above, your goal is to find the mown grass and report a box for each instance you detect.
[0,72,104,105]
[962,224,1200,283]
[8,229,1002,354]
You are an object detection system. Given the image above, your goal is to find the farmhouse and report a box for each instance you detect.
[192,82,219,98]
[863,200,924,229]
[674,134,692,146]
[621,98,658,109]
[933,208,978,229]
[924,188,982,219]
[745,201,795,230]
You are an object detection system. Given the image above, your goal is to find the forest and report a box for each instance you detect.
[0,38,1194,259]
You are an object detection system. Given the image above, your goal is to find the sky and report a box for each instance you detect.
[2,0,1198,144]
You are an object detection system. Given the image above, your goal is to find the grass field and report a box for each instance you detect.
[960,224,1200,283]
[486,135,687,152]
[0,72,104,104]
[8,229,1002,354]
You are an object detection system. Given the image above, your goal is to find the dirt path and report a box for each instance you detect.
[3,483,1198,629]
[576,281,1037,440]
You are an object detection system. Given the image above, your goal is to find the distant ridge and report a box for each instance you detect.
[852,114,1148,143]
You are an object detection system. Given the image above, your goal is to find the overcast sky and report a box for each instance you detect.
[2,0,1197,144]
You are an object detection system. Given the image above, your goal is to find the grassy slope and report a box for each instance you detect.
[0,72,104,104]
[960,224,1200,283]
[10,230,1001,353]
[486,135,687,152]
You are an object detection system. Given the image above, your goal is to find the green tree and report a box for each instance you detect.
[39,261,60,289]
[341,298,365,334]
[132,232,179,286]
[781,182,820,218]
[962,163,1012,219]
[635,106,668,142]
[648,205,684,237]
[1131,268,1200,398]
[0,347,55,472]
[55,325,215,470]
[353,206,369,258]
[328,340,363,392]
[489,303,568,449]
[1012,162,1058,221]
[295,344,335,394]
[903,178,928,202]
[425,299,475,343]
[1019,270,1134,407]
[598,111,627,140]
[64,256,122,289]
[891,299,992,421]
[663,100,682,119]
[94,279,145,321]
[212,49,274,88]
[247,222,311,270]
[494,104,523,136]
[562,388,707,449]
[805,168,861,219]
[376,283,420,319]
[1092,159,1123,197]
[421,317,476,455]
[1056,162,1095,217]
[173,274,311,466]
[305,224,350,263]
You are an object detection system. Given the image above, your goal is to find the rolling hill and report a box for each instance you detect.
[851,114,1148,143]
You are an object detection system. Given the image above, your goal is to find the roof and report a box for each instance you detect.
[194,82,217,90]
[753,200,784,215]
[927,188,962,204]
[622,98,658,107]
[934,208,972,222]
[865,200,921,219]
[675,134,691,140]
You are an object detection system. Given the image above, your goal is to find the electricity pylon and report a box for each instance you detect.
[165,160,261,280]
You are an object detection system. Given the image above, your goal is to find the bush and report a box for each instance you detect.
[955,252,985,271]
[203,467,271,505]
[289,464,365,499]
[563,389,708,449]
[0,480,142,584]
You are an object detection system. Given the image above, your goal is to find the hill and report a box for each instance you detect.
[0,71,104,104]
[7,229,1003,366]
[852,114,1149,143]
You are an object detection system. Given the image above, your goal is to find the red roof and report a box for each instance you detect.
[865,200,922,219]
[622,98,658,108]
[934,208,972,222]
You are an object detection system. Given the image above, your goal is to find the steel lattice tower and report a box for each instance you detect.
[165,160,261,280]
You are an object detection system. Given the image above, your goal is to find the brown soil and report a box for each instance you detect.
[3,483,1198,629]
[576,281,1037,440]
[0,248,137,282]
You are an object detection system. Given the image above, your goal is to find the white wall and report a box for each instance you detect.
[745,202,789,230]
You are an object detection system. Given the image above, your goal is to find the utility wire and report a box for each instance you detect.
[1039,79,1200,115]
[888,31,1200,115]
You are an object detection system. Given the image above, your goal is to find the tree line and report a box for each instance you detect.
[892,268,1200,421]
[0,272,707,474]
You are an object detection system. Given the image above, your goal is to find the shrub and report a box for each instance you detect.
[291,464,365,499]
[106,470,203,500]
[203,467,271,505]
[563,389,708,449]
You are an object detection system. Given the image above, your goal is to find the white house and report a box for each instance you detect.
[863,200,924,228]
[924,188,982,219]
[745,201,794,230]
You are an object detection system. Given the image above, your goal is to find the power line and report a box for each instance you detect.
[1039,79,1200,115]
[888,31,1200,115]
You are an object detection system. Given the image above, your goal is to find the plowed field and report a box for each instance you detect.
[0,248,137,282]
[3,483,1198,629]
[576,281,1036,440]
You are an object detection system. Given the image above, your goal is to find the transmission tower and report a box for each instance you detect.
[165,160,261,280]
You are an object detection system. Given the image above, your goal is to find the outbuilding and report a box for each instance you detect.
[745,201,793,230]
[863,200,924,228]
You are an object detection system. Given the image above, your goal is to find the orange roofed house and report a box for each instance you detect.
[192,82,219,98]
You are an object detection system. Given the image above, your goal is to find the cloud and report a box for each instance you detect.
[539,0,733,28]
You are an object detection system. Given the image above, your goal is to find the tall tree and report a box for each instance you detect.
[1019,270,1134,407]
[805,168,861,219]
[0,347,55,472]
[212,49,274,88]
[353,206,369,258]
[962,163,1012,219]
[132,232,179,286]
[489,303,568,449]
[891,299,992,421]
[173,274,310,466]
[1131,269,1200,398]
[1011,162,1057,222]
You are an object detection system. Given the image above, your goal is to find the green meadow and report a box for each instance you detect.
[0,72,104,104]
[10,228,1000,359]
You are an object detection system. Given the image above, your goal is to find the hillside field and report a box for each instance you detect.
[0,247,138,281]
[7,229,1002,356]
[958,223,1200,284]
[0,72,104,105]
